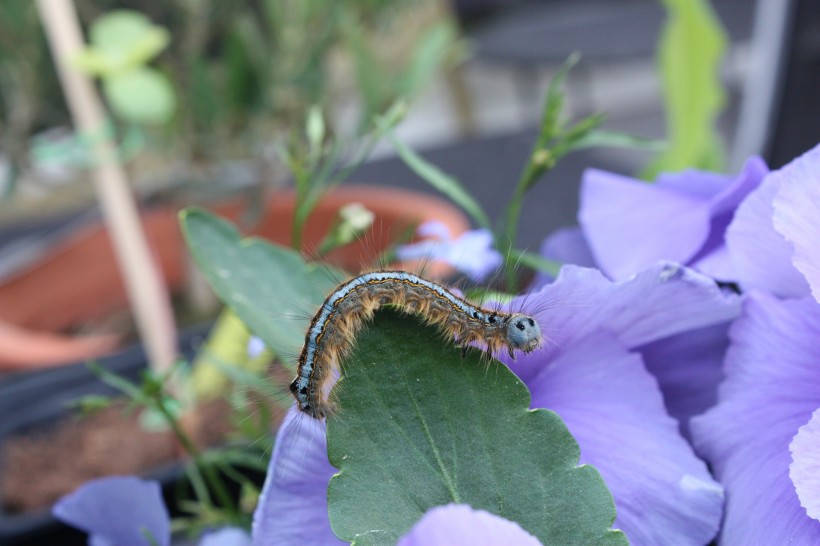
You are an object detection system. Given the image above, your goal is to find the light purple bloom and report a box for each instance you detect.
[395,220,502,281]
[256,263,738,546]
[397,504,543,546]
[771,144,820,300]
[247,336,266,359]
[724,158,810,297]
[691,293,820,543]
[53,476,250,546]
[53,477,171,546]
[578,157,768,281]
[692,143,820,543]
[251,413,343,546]
[529,227,595,289]
[791,409,820,522]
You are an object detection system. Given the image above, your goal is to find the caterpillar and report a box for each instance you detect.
[289,270,542,419]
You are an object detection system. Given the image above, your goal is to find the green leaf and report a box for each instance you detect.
[180,208,343,368]
[384,132,492,230]
[398,21,457,98]
[103,67,176,125]
[91,11,169,62]
[86,10,170,74]
[644,0,727,178]
[327,310,627,546]
[569,130,668,153]
[540,52,580,139]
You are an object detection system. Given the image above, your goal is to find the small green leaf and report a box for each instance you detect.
[306,105,326,154]
[645,0,727,177]
[89,10,169,69]
[398,21,457,98]
[327,310,627,546]
[103,67,176,125]
[540,52,580,138]
[180,208,343,367]
[385,132,492,230]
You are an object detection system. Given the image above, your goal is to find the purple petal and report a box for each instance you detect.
[791,409,820,523]
[706,156,769,216]
[655,168,730,199]
[199,528,252,546]
[397,504,542,546]
[396,226,502,282]
[580,159,766,282]
[726,169,810,298]
[579,169,710,280]
[540,227,596,268]
[526,331,723,545]
[503,264,740,386]
[247,336,266,359]
[529,227,596,290]
[690,158,769,284]
[52,476,170,546]
[415,220,452,240]
[638,322,731,436]
[691,293,820,543]
[772,144,820,303]
[444,229,503,281]
[251,408,345,546]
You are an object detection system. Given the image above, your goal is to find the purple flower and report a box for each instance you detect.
[247,336,266,358]
[251,412,344,546]
[395,221,502,281]
[691,143,820,543]
[577,157,768,281]
[254,262,739,545]
[53,476,250,546]
[397,504,543,546]
[529,227,595,289]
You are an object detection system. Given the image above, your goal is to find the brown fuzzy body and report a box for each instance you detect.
[289,271,540,419]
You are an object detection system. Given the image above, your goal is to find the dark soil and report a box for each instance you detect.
[0,399,239,514]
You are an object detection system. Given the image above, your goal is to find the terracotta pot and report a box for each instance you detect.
[0,185,470,371]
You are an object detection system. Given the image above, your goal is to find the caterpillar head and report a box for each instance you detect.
[505,313,541,354]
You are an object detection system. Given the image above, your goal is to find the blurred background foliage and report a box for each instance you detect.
[0,0,459,203]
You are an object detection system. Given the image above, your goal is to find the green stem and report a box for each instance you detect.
[500,153,554,291]
[155,397,237,514]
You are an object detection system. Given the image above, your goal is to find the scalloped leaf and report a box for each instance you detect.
[327,310,628,545]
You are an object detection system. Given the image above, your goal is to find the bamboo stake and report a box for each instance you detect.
[36,0,177,377]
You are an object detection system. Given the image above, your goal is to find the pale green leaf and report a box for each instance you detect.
[180,208,343,368]
[645,0,727,178]
[385,132,492,230]
[103,67,176,125]
[88,10,169,73]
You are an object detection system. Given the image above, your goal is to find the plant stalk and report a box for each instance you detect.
[36,0,177,379]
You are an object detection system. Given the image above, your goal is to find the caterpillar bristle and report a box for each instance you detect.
[290,271,542,420]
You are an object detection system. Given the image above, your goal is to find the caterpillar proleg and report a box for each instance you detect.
[289,270,542,419]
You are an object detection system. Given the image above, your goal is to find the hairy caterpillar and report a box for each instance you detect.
[289,270,542,419]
